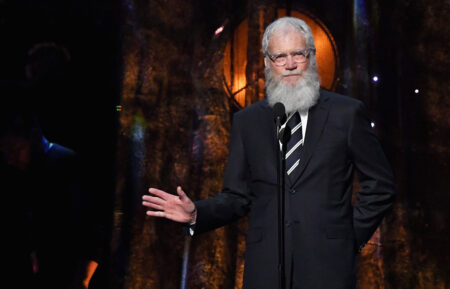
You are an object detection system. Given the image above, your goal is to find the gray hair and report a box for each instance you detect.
[262,17,316,55]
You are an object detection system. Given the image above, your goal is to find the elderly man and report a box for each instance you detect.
[142,17,396,289]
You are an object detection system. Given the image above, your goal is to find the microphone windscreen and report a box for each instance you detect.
[273,102,286,122]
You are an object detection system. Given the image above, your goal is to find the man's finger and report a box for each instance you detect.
[148,188,170,199]
[142,195,166,206]
[177,186,187,200]
[146,210,165,218]
[142,201,163,211]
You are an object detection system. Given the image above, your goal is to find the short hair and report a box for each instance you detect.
[262,17,316,55]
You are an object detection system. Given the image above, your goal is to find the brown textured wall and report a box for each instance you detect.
[111,1,242,288]
[381,1,450,288]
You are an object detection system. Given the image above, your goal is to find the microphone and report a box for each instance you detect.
[273,102,287,289]
[273,102,286,123]
[273,102,287,142]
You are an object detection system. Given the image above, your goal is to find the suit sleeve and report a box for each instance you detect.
[348,101,396,251]
[194,113,252,234]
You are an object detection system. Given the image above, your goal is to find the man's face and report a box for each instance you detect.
[265,27,309,87]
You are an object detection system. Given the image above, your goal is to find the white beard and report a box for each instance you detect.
[265,64,320,114]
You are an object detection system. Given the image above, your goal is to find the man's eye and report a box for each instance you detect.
[275,54,287,60]
[293,51,305,56]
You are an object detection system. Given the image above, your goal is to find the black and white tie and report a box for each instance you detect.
[285,111,303,181]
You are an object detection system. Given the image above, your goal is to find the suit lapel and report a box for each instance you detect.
[289,92,331,187]
[260,99,279,162]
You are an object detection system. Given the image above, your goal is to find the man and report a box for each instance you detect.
[0,83,102,289]
[142,17,396,289]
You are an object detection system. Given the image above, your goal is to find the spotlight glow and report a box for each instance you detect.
[414,89,419,94]
[372,75,379,82]
[371,122,376,128]
[214,26,224,36]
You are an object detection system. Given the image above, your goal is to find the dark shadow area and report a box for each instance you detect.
[0,1,122,288]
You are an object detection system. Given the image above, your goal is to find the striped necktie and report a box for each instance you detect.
[285,111,303,181]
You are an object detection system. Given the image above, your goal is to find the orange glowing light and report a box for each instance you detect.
[223,19,248,107]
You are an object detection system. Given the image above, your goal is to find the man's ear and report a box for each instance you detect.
[264,57,268,68]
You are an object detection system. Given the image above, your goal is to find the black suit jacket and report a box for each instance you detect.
[195,90,396,289]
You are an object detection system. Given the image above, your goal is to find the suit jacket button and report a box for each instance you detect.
[289,189,296,195]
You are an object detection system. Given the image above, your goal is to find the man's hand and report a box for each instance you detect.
[142,186,197,224]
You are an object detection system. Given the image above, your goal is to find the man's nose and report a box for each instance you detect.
[285,55,297,70]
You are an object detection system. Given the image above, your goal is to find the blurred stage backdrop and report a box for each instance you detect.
[1,0,449,288]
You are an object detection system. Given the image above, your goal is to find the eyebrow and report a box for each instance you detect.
[270,49,308,56]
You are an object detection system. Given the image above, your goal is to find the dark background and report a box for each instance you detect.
[0,0,120,163]
[0,1,120,288]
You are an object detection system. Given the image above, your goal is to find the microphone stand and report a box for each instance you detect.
[179,234,191,289]
[276,116,286,289]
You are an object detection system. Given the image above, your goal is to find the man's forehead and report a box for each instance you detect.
[268,27,306,51]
